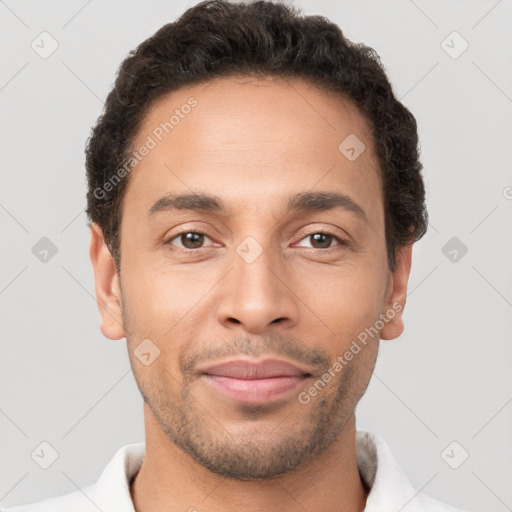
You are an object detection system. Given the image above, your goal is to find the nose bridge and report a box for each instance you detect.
[236,238,279,301]
[216,234,298,332]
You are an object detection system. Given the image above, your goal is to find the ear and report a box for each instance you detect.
[380,243,413,341]
[89,223,125,340]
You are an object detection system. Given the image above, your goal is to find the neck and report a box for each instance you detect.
[130,403,367,512]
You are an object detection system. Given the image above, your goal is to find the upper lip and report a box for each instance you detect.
[200,358,312,379]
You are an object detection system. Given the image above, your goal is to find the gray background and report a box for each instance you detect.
[1,0,511,510]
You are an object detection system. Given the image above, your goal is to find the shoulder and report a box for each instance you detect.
[1,442,145,512]
[414,492,468,512]
[357,430,469,512]
[1,485,97,512]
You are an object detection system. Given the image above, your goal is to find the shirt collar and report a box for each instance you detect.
[86,430,455,511]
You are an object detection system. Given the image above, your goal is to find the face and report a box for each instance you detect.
[90,76,412,480]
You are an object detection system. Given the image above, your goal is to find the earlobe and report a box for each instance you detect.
[380,243,413,341]
[89,223,126,340]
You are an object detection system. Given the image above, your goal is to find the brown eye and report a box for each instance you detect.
[309,233,334,249]
[180,232,205,249]
[166,231,212,250]
[294,231,345,250]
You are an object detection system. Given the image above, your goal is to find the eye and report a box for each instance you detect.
[165,230,214,250]
[164,229,347,252]
[295,231,346,251]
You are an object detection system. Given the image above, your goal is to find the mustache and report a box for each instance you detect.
[180,333,331,380]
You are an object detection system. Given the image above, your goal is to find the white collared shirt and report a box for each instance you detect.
[2,431,467,512]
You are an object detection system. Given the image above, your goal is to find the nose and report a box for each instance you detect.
[215,244,299,334]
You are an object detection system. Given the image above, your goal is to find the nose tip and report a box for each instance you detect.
[216,257,298,334]
[223,303,291,334]
[226,315,287,328]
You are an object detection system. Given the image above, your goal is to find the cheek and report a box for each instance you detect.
[301,262,387,338]
[122,257,204,324]
[121,262,219,377]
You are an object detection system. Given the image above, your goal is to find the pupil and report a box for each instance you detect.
[183,232,203,248]
[179,233,332,250]
[312,233,331,248]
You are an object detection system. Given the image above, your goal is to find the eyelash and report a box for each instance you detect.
[164,229,347,253]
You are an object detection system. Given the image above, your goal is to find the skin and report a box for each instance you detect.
[90,76,413,512]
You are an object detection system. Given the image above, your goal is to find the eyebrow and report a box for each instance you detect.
[147,191,367,223]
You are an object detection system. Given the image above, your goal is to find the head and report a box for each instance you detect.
[88,0,427,480]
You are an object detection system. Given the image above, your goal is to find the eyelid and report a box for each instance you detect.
[293,229,348,251]
[164,228,217,251]
[294,221,350,241]
[164,226,350,253]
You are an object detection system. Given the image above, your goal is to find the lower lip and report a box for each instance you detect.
[202,374,307,404]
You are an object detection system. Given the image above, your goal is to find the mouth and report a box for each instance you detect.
[199,358,312,404]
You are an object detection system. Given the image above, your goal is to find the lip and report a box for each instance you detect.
[199,358,312,404]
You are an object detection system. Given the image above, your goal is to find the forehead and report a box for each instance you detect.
[123,76,382,225]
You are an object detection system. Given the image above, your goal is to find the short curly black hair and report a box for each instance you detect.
[85,0,427,271]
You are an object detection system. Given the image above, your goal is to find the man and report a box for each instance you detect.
[3,1,467,511]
